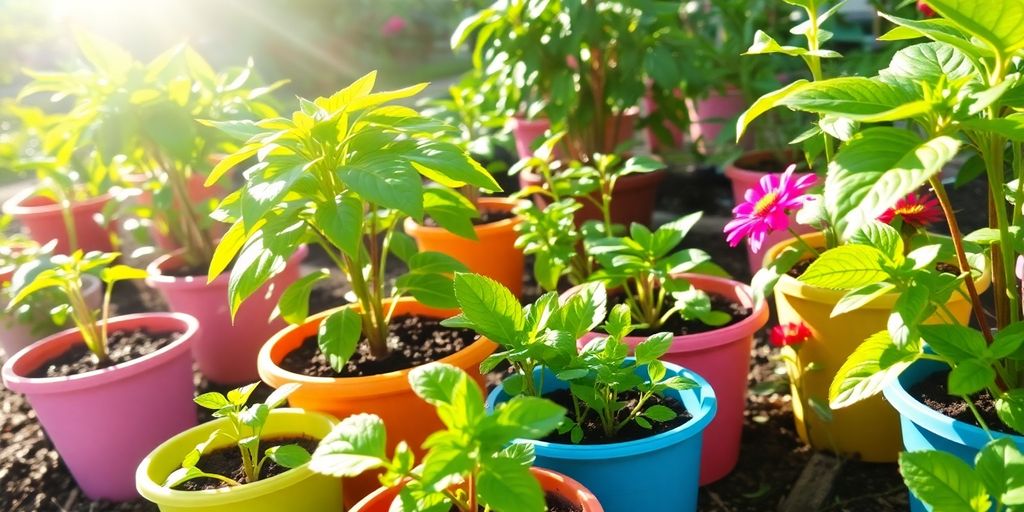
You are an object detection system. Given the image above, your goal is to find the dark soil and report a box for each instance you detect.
[733,152,807,174]
[279,314,479,378]
[449,492,580,512]
[173,437,319,491]
[157,263,215,278]
[540,388,691,445]
[26,329,180,379]
[425,208,516,227]
[910,370,1012,435]
[608,292,752,338]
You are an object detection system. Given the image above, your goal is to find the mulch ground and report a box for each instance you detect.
[1,164,985,511]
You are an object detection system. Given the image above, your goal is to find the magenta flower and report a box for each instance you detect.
[381,16,408,37]
[724,164,816,254]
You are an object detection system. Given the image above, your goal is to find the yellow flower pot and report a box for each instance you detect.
[764,233,990,462]
[136,409,342,511]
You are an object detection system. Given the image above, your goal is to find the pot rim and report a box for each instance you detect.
[762,232,992,308]
[135,408,337,507]
[724,149,808,180]
[2,186,112,217]
[258,297,498,396]
[510,106,641,126]
[882,359,1022,449]
[403,197,528,237]
[146,244,309,287]
[1,312,199,394]
[485,360,717,460]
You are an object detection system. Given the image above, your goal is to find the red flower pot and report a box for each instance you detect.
[3,188,115,254]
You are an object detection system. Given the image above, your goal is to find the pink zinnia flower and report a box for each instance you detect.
[878,192,942,228]
[724,165,816,254]
[917,1,936,17]
[381,16,408,37]
[770,322,813,348]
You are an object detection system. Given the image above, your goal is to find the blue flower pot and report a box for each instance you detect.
[485,359,717,512]
[883,359,1024,512]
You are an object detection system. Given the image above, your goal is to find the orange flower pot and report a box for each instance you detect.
[404,197,526,297]
[257,298,496,506]
[350,467,604,512]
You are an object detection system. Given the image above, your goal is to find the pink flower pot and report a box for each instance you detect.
[2,187,115,254]
[146,245,308,385]
[0,313,199,501]
[575,274,769,484]
[509,110,639,159]
[518,168,666,228]
[724,150,816,275]
[0,274,102,358]
[687,87,749,155]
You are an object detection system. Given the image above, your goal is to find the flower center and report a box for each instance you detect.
[753,191,779,216]
[894,204,925,217]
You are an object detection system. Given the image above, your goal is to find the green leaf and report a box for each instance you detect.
[745,30,809,57]
[635,332,674,364]
[407,142,500,192]
[394,273,459,309]
[72,29,133,77]
[450,273,524,345]
[266,444,311,469]
[421,188,479,241]
[997,390,1024,434]
[227,383,259,406]
[100,265,148,285]
[960,114,1024,142]
[644,404,677,422]
[782,77,930,122]
[830,330,920,409]
[737,80,810,140]
[265,382,300,409]
[850,222,904,262]
[407,252,468,275]
[926,0,1024,59]
[408,362,465,407]
[239,403,269,428]
[318,308,362,373]
[315,193,363,259]
[975,438,1024,506]
[194,392,230,410]
[140,101,197,162]
[878,42,975,91]
[309,413,387,477]
[825,128,960,238]
[337,162,423,220]
[800,245,889,290]
[832,282,897,318]
[276,269,330,325]
[919,324,987,361]
[554,282,607,339]
[477,456,546,512]
[948,359,995,396]
[899,449,991,512]
[492,395,567,441]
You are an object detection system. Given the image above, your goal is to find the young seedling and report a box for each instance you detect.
[310,363,566,512]
[164,382,308,488]
[7,250,147,362]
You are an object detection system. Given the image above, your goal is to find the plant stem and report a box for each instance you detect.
[786,227,820,257]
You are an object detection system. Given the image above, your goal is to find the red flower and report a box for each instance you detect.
[770,323,812,348]
[917,1,936,17]
[878,192,943,228]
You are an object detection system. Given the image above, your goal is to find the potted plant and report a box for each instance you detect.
[0,229,101,357]
[1,100,121,254]
[405,72,527,296]
[899,438,1024,512]
[310,362,603,511]
[734,0,1001,464]
[207,71,501,502]
[20,33,304,384]
[448,274,717,510]
[136,382,341,511]
[0,250,199,501]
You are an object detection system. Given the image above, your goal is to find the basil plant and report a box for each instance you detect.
[207,72,500,365]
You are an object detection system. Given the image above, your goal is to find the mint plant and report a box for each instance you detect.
[309,363,566,512]
[900,439,1024,511]
[7,250,147,362]
[207,71,499,366]
[165,383,309,488]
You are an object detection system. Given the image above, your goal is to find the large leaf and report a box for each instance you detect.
[899,450,991,512]
[960,114,1024,142]
[878,42,975,91]
[800,245,889,290]
[309,413,387,477]
[315,192,363,259]
[449,273,524,345]
[927,0,1024,59]
[318,308,362,373]
[337,161,423,220]
[878,15,988,64]
[421,187,478,241]
[477,456,546,512]
[736,80,810,140]
[781,77,930,122]
[276,269,330,325]
[975,438,1024,506]
[825,128,960,237]
[407,141,500,192]
[830,330,920,409]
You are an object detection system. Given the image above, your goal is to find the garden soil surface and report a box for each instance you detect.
[2,169,987,511]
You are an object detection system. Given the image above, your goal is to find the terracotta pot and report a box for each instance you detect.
[574,274,768,484]
[763,233,991,461]
[404,197,526,297]
[724,150,816,275]
[350,466,603,511]
[136,409,342,512]
[257,298,497,506]
[146,245,308,385]
[1,313,199,501]
[509,110,639,160]
[687,86,749,155]
[518,168,666,228]
[2,187,114,254]
[0,274,102,358]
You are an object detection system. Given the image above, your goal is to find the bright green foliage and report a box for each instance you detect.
[310,363,566,512]
[900,438,1024,512]
[18,31,287,266]
[208,71,497,363]
[6,250,146,361]
[165,383,307,488]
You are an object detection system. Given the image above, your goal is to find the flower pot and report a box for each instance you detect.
[136,408,342,512]
[687,86,749,155]
[146,245,308,385]
[257,297,497,505]
[0,313,199,501]
[403,197,526,297]
[882,359,1021,512]
[518,168,666,228]
[2,187,115,254]
[485,361,716,512]
[763,233,991,462]
[350,466,603,512]
[724,150,816,275]
[0,274,102,358]
[509,110,639,160]
[575,274,768,484]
